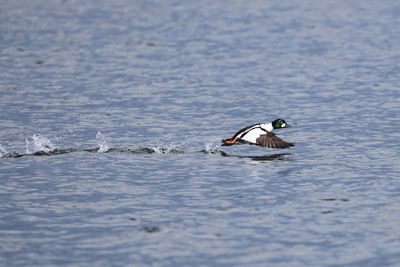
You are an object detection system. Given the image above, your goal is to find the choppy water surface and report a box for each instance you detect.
[1,0,400,266]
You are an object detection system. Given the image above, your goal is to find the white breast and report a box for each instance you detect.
[260,123,273,132]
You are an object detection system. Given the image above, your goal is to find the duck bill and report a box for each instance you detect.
[283,124,291,128]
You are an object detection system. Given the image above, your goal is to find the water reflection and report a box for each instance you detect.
[219,151,292,162]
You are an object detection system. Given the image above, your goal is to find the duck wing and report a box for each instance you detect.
[256,132,294,148]
[232,123,261,139]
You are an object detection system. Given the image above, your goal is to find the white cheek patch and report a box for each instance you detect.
[281,123,286,127]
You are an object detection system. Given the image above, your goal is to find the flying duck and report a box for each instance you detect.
[222,119,294,148]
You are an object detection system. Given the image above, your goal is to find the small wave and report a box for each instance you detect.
[25,134,58,154]
[1,152,24,158]
[31,148,79,156]
[108,145,183,154]
[0,144,24,158]
[1,148,79,158]
[150,143,183,154]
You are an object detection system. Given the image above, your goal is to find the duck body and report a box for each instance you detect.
[222,119,294,148]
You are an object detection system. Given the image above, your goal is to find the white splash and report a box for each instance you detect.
[0,144,7,158]
[203,139,220,154]
[25,134,58,154]
[96,131,109,153]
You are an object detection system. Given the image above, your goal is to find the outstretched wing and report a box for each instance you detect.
[256,132,294,148]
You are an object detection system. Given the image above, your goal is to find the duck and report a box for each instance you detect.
[222,119,294,148]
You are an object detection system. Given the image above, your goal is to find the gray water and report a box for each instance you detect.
[1,0,400,266]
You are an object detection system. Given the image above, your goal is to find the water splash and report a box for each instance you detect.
[0,144,7,158]
[203,140,220,154]
[96,131,109,153]
[25,134,58,154]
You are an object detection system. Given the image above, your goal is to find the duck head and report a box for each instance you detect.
[272,118,291,129]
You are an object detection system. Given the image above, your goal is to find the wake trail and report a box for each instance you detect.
[0,133,221,159]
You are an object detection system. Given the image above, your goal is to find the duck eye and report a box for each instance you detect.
[280,121,284,124]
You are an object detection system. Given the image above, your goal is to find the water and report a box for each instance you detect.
[1,0,400,266]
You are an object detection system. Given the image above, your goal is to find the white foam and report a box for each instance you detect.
[203,140,220,154]
[0,144,7,158]
[96,131,109,153]
[25,134,58,154]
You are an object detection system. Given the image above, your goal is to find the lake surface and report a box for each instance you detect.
[1,0,400,266]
